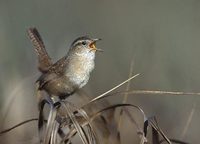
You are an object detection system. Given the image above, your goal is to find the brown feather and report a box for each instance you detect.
[27,27,53,73]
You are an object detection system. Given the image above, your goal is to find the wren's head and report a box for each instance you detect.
[65,36,102,89]
[68,36,102,59]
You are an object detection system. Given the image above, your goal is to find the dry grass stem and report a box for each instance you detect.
[123,90,200,96]
[181,102,196,140]
[148,117,171,144]
[86,73,140,105]
[101,90,200,99]
[117,60,134,141]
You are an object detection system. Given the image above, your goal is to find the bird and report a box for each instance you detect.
[27,27,102,100]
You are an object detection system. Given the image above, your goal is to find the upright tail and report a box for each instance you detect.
[27,27,53,73]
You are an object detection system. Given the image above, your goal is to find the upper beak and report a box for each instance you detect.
[89,38,103,52]
[93,38,102,42]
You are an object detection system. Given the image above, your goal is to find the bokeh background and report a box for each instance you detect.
[0,0,200,143]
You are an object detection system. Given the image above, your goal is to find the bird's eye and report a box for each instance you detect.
[81,41,86,45]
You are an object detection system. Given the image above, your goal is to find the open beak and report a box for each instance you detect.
[89,38,103,52]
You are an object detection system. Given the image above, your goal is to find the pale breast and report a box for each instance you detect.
[65,52,95,88]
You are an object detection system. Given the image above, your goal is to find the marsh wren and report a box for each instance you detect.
[28,28,102,99]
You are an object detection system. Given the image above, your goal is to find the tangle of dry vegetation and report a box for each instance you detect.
[1,73,197,144]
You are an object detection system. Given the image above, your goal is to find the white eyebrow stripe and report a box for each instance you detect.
[73,40,83,46]
[73,40,90,46]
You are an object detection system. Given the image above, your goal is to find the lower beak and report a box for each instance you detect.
[89,38,103,52]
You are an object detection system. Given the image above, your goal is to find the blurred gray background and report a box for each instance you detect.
[0,0,200,143]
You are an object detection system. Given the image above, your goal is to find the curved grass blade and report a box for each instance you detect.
[61,101,89,144]
[43,105,58,144]
[0,118,38,135]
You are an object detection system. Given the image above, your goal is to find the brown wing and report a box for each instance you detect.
[48,55,68,75]
[27,27,53,73]
[37,56,69,90]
